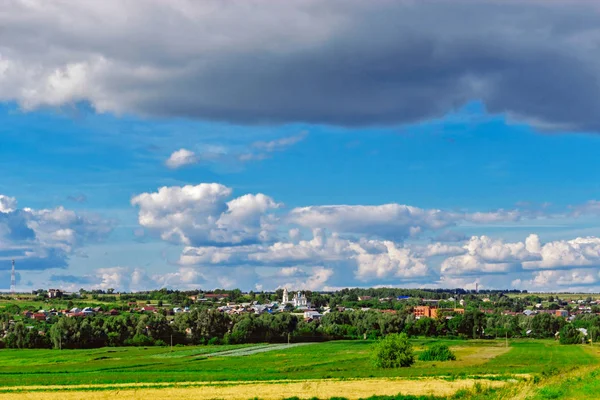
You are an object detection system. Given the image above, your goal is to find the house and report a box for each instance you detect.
[22,310,33,319]
[204,293,229,300]
[82,307,94,315]
[523,310,535,316]
[397,296,411,301]
[141,306,157,313]
[47,289,63,299]
[304,310,322,320]
[555,309,569,318]
[32,313,47,321]
[358,296,372,301]
[173,307,183,314]
[107,309,120,316]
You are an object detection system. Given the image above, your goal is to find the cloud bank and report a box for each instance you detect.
[1,1,600,130]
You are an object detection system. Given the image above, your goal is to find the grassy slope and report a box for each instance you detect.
[0,339,597,388]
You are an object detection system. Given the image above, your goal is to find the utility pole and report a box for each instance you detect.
[505,331,508,348]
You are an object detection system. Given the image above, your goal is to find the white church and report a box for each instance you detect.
[282,288,310,309]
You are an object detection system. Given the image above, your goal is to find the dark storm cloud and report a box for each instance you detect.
[1,1,600,130]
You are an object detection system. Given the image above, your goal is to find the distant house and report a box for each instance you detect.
[22,310,33,319]
[555,309,569,318]
[32,313,47,321]
[304,310,322,320]
[397,296,410,301]
[47,289,63,299]
[523,310,535,316]
[82,307,94,315]
[107,309,119,316]
[358,296,372,301]
[204,293,229,300]
[141,306,157,313]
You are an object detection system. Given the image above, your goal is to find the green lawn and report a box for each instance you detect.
[0,339,597,388]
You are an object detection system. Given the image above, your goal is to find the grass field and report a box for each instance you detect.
[0,339,598,399]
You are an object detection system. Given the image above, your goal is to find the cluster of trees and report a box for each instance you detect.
[3,306,600,350]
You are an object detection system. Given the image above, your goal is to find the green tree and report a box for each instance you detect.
[559,325,584,345]
[372,333,415,368]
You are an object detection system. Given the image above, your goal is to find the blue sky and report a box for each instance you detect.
[2,1,600,292]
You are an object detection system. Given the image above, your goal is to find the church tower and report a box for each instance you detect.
[282,287,289,303]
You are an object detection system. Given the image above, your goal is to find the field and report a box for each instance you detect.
[1,339,599,399]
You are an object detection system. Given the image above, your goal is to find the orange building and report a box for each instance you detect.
[414,306,464,318]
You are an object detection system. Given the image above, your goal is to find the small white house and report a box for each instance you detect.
[304,310,322,320]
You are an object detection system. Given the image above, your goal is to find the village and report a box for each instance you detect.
[14,287,600,325]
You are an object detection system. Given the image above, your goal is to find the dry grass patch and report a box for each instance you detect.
[450,345,511,367]
[0,378,507,400]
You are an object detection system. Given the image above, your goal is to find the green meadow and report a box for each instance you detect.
[0,339,597,388]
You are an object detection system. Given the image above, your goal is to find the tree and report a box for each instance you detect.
[559,325,583,345]
[372,333,415,368]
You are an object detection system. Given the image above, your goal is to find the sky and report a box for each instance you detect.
[2,0,600,293]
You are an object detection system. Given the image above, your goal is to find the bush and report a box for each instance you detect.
[559,325,583,345]
[372,333,415,368]
[125,334,154,347]
[419,343,456,361]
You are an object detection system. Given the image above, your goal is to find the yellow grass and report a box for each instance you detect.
[450,345,511,367]
[0,378,507,400]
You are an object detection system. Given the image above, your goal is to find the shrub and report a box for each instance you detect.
[372,333,415,368]
[125,334,154,347]
[207,337,221,345]
[559,325,583,345]
[418,343,456,361]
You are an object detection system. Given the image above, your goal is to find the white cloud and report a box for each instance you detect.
[131,183,280,246]
[516,269,600,290]
[178,229,434,285]
[425,242,466,257]
[0,195,17,213]
[352,240,430,282]
[165,132,307,169]
[441,234,600,277]
[523,236,600,270]
[251,131,308,153]
[165,148,198,169]
[288,204,529,240]
[279,267,334,291]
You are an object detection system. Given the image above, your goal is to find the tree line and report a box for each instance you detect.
[2,307,600,350]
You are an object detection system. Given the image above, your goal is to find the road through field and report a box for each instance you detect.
[0,377,507,400]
